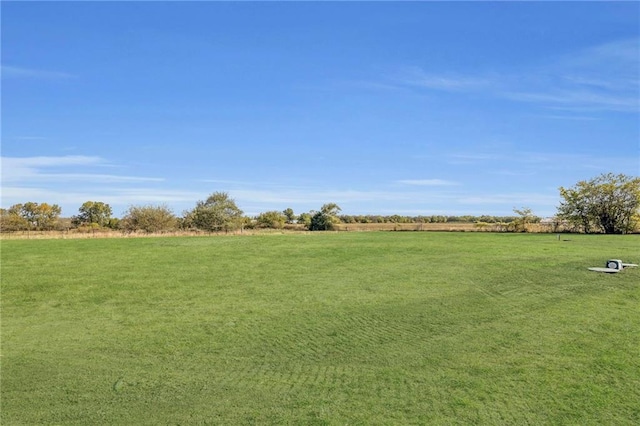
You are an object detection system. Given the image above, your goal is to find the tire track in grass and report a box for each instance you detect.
[205,295,525,397]
[274,314,420,355]
[203,308,429,395]
[209,361,350,395]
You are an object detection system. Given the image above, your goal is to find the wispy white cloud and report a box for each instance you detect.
[1,65,77,80]
[394,66,489,92]
[447,153,505,164]
[230,183,562,217]
[102,188,202,205]
[457,193,558,206]
[191,180,460,216]
[0,186,200,215]
[561,75,635,92]
[12,136,48,141]
[37,174,163,183]
[555,38,639,83]
[506,38,639,113]
[233,188,415,206]
[504,89,638,113]
[2,156,101,181]
[396,179,459,186]
[199,179,266,186]
[1,156,163,183]
[380,38,639,114]
[447,149,637,172]
[534,114,600,121]
[5,155,102,167]
[488,170,537,177]
[0,155,175,215]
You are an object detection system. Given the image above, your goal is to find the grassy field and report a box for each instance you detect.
[1,232,639,424]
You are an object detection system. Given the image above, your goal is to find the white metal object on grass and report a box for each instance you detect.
[588,259,627,274]
[588,267,620,273]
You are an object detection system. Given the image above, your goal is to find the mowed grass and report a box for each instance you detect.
[1,232,639,425]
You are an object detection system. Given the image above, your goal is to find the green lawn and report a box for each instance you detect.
[2,233,639,424]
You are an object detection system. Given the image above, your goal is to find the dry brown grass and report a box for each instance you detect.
[1,229,229,240]
[0,222,563,240]
[0,228,314,240]
[334,222,477,232]
[333,222,558,232]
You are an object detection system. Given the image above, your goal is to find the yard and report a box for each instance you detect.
[1,233,638,424]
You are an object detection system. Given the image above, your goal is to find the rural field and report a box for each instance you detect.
[1,232,639,424]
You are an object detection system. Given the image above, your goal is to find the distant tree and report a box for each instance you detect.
[38,203,62,230]
[240,216,256,230]
[339,215,356,224]
[256,210,286,229]
[388,215,402,223]
[105,217,121,229]
[297,212,312,228]
[512,207,538,232]
[18,202,62,231]
[0,205,29,231]
[120,204,177,233]
[189,192,244,232]
[283,208,296,224]
[309,203,342,231]
[558,173,640,234]
[478,215,497,224]
[72,201,113,227]
[177,210,195,230]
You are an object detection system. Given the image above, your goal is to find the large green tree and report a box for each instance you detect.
[189,192,244,232]
[72,201,113,227]
[557,173,640,234]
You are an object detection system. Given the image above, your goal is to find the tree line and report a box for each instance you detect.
[2,173,639,234]
[0,194,531,233]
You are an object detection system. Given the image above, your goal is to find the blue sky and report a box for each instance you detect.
[2,2,638,218]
